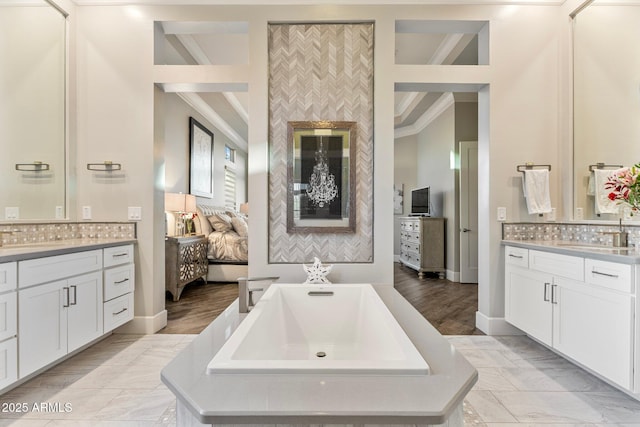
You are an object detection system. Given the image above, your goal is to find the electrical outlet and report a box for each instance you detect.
[575,207,584,220]
[497,207,507,221]
[82,206,92,220]
[5,207,19,220]
[545,208,556,222]
[55,206,64,219]
[128,207,142,221]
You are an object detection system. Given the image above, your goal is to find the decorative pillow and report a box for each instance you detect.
[231,216,248,237]
[225,210,237,218]
[207,213,233,232]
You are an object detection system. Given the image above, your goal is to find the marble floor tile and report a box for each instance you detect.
[2,334,640,426]
[491,391,608,424]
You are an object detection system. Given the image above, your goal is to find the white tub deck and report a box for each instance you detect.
[161,285,477,426]
[207,284,430,375]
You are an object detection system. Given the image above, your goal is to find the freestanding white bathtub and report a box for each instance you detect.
[207,283,430,375]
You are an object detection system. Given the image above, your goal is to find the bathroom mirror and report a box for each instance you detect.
[0,0,67,221]
[573,1,640,221]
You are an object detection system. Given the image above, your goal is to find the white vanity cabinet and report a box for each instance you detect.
[0,262,17,389]
[504,245,636,390]
[18,250,104,378]
[103,245,135,332]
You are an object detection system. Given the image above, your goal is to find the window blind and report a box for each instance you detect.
[224,165,236,210]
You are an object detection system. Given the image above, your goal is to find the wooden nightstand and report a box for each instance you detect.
[165,235,208,301]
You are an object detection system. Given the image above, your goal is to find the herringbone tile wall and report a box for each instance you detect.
[268,23,374,263]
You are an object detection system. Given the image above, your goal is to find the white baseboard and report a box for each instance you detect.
[475,311,523,335]
[446,269,460,282]
[114,310,168,334]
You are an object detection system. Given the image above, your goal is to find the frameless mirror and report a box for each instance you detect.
[0,0,67,221]
[573,1,640,221]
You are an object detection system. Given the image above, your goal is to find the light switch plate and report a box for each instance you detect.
[128,207,142,221]
[55,206,64,219]
[82,206,92,220]
[5,207,19,220]
[497,207,507,221]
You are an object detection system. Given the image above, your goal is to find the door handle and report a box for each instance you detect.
[462,228,471,232]
[551,284,558,304]
[63,287,70,308]
[543,282,550,302]
[70,285,77,306]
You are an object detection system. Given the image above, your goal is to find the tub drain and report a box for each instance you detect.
[316,351,326,358]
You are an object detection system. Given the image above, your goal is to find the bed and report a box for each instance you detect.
[193,205,249,283]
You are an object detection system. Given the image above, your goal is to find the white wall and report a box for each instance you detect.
[71,2,570,334]
[417,104,456,273]
[393,134,418,258]
[163,93,247,208]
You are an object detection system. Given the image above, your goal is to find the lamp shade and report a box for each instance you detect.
[165,192,197,213]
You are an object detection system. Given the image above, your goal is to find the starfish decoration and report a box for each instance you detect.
[303,257,333,284]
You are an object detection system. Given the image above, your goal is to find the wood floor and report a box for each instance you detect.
[160,262,482,335]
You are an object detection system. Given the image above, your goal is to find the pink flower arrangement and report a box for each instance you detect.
[605,164,640,213]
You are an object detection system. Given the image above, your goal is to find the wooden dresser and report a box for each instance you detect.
[399,217,446,279]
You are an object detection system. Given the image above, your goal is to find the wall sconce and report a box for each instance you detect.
[165,192,197,236]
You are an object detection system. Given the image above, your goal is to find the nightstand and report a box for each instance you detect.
[165,235,208,301]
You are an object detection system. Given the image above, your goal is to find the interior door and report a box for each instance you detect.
[459,140,478,283]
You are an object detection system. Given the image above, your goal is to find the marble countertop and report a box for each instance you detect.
[502,240,640,264]
[0,238,137,263]
[161,285,478,425]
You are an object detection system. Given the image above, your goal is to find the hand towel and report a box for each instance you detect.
[522,169,552,214]
[593,168,620,215]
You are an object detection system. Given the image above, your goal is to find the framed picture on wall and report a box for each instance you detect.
[189,117,214,199]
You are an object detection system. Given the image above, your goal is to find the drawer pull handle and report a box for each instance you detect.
[509,254,524,259]
[70,285,77,306]
[113,308,128,316]
[551,284,558,304]
[543,282,550,302]
[592,270,619,279]
[114,278,129,284]
[112,253,129,258]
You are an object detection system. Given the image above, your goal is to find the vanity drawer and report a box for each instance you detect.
[0,263,16,293]
[104,292,134,332]
[529,249,584,281]
[103,244,134,268]
[18,250,102,288]
[104,264,135,301]
[585,259,632,293]
[505,246,529,268]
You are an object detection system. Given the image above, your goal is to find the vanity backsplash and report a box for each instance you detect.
[0,222,136,247]
[503,222,640,248]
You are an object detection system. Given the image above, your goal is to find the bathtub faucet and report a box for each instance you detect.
[238,276,279,313]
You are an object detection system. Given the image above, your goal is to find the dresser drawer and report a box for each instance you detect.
[505,246,529,268]
[404,231,420,244]
[0,292,16,342]
[19,250,102,288]
[529,249,584,281]
[585,259,632,293]
[0,263,16,293]
[104,264,135,301]
[402,241,420,254]
[103,244,134,268]
[104,292,134,332]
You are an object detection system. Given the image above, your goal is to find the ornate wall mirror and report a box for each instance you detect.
[287,121,356,233]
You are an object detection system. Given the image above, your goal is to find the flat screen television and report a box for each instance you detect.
[411,187,431,216]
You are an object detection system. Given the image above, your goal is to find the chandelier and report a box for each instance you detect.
[306,138,338,207]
